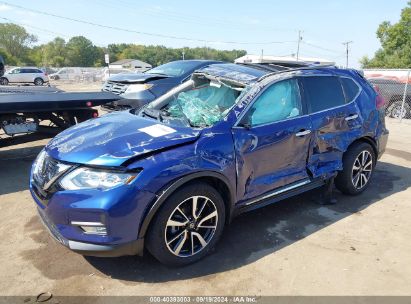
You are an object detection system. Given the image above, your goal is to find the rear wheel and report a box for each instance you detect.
[34,78,44,86]
[335,142,376,195]
[146,182,225,266]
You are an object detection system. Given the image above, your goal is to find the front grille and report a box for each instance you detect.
[34,153,59,189]
[102,81,129,95]
[33,152,71,192]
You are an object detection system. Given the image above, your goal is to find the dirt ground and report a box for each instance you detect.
[0,117,410,297]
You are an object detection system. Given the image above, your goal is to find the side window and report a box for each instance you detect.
[341,77,360,102]
[243,78,302,127]
[303,76,345,113]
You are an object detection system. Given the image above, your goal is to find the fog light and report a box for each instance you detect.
[71,221,107,235]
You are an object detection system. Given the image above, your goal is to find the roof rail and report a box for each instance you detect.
[257,64,337,82]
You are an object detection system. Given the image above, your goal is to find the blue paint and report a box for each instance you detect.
[29,64,389,257]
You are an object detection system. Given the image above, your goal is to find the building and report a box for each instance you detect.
[109,59,152,72]
[235,54,335,66]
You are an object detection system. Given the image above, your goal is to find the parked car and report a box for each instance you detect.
[367,77,411,119]
[101,60,222,111]
[97,67,132,82]
[0,55,5,77]
[30,63,388,266]
[0,67,49,86]
[49,67,82,81]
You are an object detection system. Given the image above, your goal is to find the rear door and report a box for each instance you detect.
[301,75,362,177]
[232,78,313,204]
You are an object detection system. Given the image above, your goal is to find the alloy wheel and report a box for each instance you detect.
[165,195,218,257]
[351,150,373,190]
[391,104,407,119]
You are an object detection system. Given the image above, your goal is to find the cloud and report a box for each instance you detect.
[0,4,11,11]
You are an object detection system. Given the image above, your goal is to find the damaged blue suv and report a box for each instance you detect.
[30,63,388,266]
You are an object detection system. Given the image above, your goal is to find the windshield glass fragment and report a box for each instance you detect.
[166,82,240,127]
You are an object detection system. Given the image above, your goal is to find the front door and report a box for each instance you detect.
[232,78,313,204]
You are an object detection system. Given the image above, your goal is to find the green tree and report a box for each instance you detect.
[65,36,99,67]
[0,23,37,60]
[362,1,411,68]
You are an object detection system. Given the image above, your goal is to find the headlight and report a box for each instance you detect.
[125,83,153,93]
[60,167,137,190]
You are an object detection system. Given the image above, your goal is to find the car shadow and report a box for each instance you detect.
[85,160,410,282]
[0,144,44,195]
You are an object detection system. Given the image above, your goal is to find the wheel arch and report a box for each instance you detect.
[346,136,378,159]
[138,171,235,239]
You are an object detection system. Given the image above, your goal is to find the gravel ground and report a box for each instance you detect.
[0,118,410,298]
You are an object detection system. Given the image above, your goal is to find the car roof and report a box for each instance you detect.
[195,63,270,85]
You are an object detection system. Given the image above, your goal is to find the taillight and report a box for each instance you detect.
[86,101,92,107]
[92,111,99,118]
[373,85,386,109]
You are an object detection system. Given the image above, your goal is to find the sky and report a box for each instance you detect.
[0,0,409,68]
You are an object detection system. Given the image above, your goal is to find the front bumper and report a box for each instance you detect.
[37,206,144,257]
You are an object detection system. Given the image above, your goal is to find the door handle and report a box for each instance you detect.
[345,114,359,121]
[295,129,312,137]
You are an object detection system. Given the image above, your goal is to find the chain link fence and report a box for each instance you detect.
[363,69,411,121]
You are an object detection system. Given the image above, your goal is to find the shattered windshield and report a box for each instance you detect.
[144,79,243,128]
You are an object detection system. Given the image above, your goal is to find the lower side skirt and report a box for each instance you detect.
[236,178,326,215]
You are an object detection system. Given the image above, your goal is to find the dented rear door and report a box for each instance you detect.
[301,75,363,177]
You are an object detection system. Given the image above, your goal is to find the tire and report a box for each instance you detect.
[388,100,410,119]
[34,78,44,86]
[335,142,376,195]
[146,182,226,266]
[0,77,8,85]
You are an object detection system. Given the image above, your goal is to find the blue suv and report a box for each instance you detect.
[30,63,388,266]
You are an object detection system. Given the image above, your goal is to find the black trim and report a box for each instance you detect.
[138,171,235,238]
[236,178,325,215]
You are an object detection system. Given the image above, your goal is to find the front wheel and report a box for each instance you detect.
[335,142,376,195]
[34,78,44,86]
[146,182,225,266]
[388,101,410,119]
[0,77,9,85]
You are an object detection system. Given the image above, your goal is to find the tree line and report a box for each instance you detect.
[361,1,411,68]
[0,23,246,68]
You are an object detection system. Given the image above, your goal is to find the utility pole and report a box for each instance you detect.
[296,30,303,61]
[182,50,185,60]
[260,49,264,63]
[342,41,353,68]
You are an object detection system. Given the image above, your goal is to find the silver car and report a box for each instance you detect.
[0,67,49,86]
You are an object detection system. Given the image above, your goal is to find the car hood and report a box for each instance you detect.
[108,73,170,83]
[45,111,200,167]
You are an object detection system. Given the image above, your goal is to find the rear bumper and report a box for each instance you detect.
[37,207,144,257]
[378,129,389,159]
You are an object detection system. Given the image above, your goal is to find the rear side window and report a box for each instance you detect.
[341,77,360,102]
[303,76,345,113]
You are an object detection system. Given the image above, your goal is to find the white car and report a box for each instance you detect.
[0,67,49,86]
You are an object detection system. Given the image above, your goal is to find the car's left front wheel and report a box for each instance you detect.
[146,182,225,266]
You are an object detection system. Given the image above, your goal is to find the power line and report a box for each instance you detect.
[0,17,70,38]
[0,1,296,46]
[301,41,342,54]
